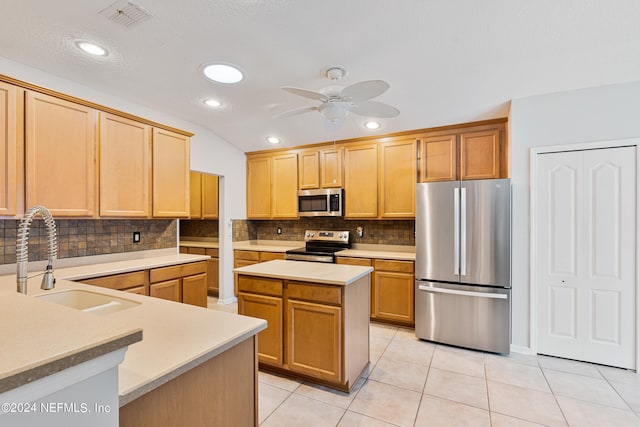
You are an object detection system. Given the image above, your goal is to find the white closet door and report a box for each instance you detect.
[537,146,636,369]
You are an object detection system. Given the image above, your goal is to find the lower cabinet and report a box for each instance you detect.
[82,270,149,295]
[237,274,368,392]
[373,259,415,325]
[233,250,285,296]
[81,261,208,307]
[182,246,220,295]
[150,262,208,307]
[149,279,181,302]
[337,256,415,327]
[286,298,342,383]
[237,276,283,367]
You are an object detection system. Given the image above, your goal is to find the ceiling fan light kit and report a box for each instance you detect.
[276,66,399,129]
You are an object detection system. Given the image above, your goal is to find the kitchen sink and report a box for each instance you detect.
[36,289,140,315]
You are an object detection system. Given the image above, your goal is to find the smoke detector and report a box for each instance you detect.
[99,0,152,28]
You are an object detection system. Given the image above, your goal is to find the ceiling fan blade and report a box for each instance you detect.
[273,106,318,119]
[281,86,328,102]
[351,100,399,118]
[341,80,389,102]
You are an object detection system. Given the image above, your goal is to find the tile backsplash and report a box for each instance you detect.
[180,220,219,239]
[0,219,176,265]
[236,218,415,246]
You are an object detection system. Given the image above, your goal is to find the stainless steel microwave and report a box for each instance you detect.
[298,188,344,217]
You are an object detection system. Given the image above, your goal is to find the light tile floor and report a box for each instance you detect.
[207,297,640,426]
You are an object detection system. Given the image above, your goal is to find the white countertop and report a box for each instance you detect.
[233,240,304,253]
[0,254,267,406]
[234,259,373,285]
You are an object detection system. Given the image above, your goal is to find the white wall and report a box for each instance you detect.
[0,56,246,302]
[509,80,640,349]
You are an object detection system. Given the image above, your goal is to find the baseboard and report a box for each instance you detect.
[510,344,535,355]
[217,296,238,305]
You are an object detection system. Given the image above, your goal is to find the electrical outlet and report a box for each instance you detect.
[133,231,141,243]
[277,227,282,235]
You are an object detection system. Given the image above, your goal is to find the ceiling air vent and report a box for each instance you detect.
[99,0,152,28]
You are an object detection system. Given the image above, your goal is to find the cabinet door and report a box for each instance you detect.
[207,256,219,293]
[271,153,298,218]
[189,171,202,218]
[246,155,271,218]
[0,82,18,216]
[420,134,457,182]
[379,139,417,218]
[344,143,378,218]
[26,91,96,216]
[320,147,343,188]
[99,112,151,217]
[182,273,208,307]
[298,150,320,189]
[459,129,501,180]
[150,279,181,302]
[152,128,190,217]
[286,299,342,383]
[202,174,219,219]
[124,286,146,295]
[373,271,415,324]
[238,292,283,367]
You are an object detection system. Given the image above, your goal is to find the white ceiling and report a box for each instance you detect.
[1,0,639,152]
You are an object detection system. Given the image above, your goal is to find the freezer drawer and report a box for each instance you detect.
[415,281,511,353]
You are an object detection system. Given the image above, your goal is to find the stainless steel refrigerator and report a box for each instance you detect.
[415,179,511,353]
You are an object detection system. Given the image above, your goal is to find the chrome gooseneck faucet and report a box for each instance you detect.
[16,205,58,294]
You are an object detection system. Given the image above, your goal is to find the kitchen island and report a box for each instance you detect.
[234,259,373,392]
[0,256,267,427]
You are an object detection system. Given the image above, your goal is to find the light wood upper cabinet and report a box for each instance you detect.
[246,155,271,219]
[271,153,298,218]
[320,146,343,188]
[152,128,190,217]
[420,134,457,182]
[0,82,19,217]
[247,153,297,219]
[344,143,378,218]
[419,123,507,183]
[298,146,343,189]
[201,173,219,219]
[378,138,417,218]
[459,128,501,180]
[190,171,219,219]
[189,170,202,218]
[298,150,320,189]
[99,112,151,217]
[26,91,97,217]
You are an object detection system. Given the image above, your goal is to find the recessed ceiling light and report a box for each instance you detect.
[204,99,222,108]
[75,41,107,56]
[266,136,281,144]
[364,121,381,130]
[202,63,244,84]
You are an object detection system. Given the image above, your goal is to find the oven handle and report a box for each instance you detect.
[417,284,508,299]
[285,253,334,263]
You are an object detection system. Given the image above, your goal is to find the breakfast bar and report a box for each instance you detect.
[234,259,373,392]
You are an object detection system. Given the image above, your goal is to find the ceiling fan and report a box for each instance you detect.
[274,67,400,128]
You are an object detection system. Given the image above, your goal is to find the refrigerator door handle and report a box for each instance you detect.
[460,187,467,276]
[417,284,507,299]
[453,187,460,275]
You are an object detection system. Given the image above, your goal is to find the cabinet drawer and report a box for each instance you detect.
[260,251,285,262]
[235,250,260,261]
[179,246,189,254]
[374,259,414,273]
[205,248,219,257]
[150,261,207,283]
[187,247,206,255]
[238,276,283,297]
[336,257,372,267]
[82,270,148,291]
[286,282,342,306]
